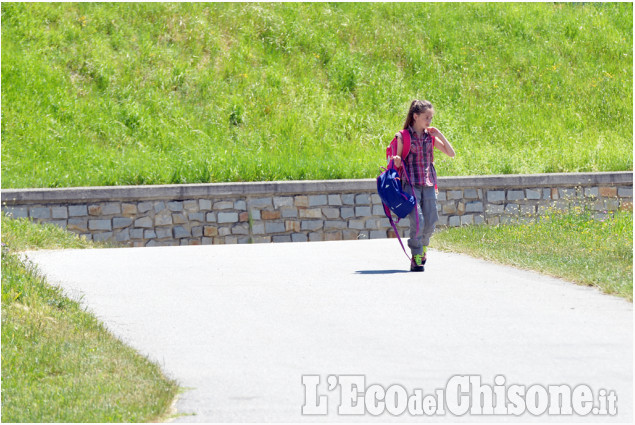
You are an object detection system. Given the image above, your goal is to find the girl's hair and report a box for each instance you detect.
[403,99,434,130]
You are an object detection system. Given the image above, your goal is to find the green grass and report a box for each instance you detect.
[1,2,632,188]
[1,215,179,422]
[432,208,633,301]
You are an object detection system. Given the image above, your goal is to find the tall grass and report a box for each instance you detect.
[1,2,632,188]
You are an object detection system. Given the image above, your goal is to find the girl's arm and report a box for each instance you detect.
[429,128,455,158]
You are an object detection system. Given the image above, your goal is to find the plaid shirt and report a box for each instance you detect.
[402,126,436,187]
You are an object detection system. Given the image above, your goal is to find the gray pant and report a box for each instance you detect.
[404,185,439,256]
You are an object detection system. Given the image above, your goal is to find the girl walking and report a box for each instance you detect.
[392,100,455,272]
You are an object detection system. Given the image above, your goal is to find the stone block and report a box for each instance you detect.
[274,196,294,208]
[355,206,371,217]
[156,228,172,239]
[115,229,130,242]
[371,194,382,205]
[308,195,328,206]
[173,226,191,238]
[309,233,324,242]
[508,190,525,201]
[189,212,205,222]
[285,221,301,233]
[324,221,346,230]
[526,189,541,200]
[136,202,152,213]
[599,187,617,198]
[155,212,173,226]
[206,212,217,222]
[135,216,153,228]
[232,224,250,235]
[370,230,386,239]
[448,216,461,227]
[466,201,484,213]
[168,201,184,212]
[301,220,323,231]
[214,201,233,210]
[252,223,265,235]
[249,197,273,208]
[172,213,187,224]
[292,233,308,242]
[505,204,520,214]
[93,232,113,243]
[618,187,633,198]
[281,208,298,218]
[30,207,51,219]
[273,235,292,243]
[239,212,249,222]
[460,215,474,226]
[342,194,356,205]
[559,188,577,199]
[101,202,121,215]
[67,205,87,217]
[203,226,219,237]
[325,232,343,241]
[349,219,365,230]
[113,217,133,229]
[145,230,157,239]
[130,228,144,239]
[52,207,68,219]
[122,203,138,216]
[252,236,271,243]
[184,200,199,211]
[88,205,102,216]
[3,206,28,218]
[487,191,505,202]
[521,205,536,215]
[486,204,505,214]
[294,196,309,208]
[328,194,342,206]
[322,208,340,219]
[299,209,322,219]
[464,189,478,199]
[67,218,88,232]
[584,187,599,198]
[437,191,447,201]
[341,207,355,219]
[442,203,457,215]
[261,210,282,220]
[154,201,166,213]
[218,212,239,223]
[199,199,212,210]
[355,194,371,205]
[447,190,463,200]
[89,219,112,231]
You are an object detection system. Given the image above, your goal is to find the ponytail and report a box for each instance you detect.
[403,99,434,130]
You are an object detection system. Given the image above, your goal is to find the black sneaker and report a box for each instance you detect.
[410,254,425,272]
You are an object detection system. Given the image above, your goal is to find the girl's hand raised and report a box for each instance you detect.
[392,155,402,168]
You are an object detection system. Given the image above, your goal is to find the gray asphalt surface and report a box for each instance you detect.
[24,239,632,422]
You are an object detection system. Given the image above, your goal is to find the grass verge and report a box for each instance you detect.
[432,208,633,301]
[1,215,179,422]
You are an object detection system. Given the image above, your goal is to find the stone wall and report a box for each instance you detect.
[1,172,632,247]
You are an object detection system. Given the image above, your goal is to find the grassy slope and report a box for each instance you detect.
[1,215,179,422]
[1,2,632,188]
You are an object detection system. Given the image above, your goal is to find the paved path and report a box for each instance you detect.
[25,240,632,422]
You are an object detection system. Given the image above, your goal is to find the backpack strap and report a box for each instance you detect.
[399,129,411,160]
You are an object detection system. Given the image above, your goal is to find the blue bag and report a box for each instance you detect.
[376,166,416,219]
[376,160,419,259]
